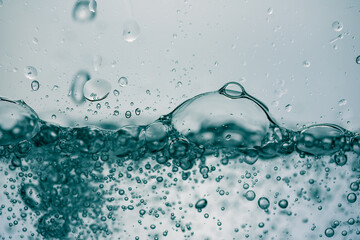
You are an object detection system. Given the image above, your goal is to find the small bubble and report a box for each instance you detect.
[31,80,40,91]
[113,110,119,116]
[258,197,270,210]
[176,81,183,88]
[324,227,335,237]
[195,199,207,210]
[135,108,141,115]
[125,111,132,118]
[347,193,357,203]
[350,182,359,191]
[123,20,140,42]
[51,114,57,119]
[245,190,256,201]
[303,60,311,68]
[356,55,360,64]
[24,66,38,80]
[332,21,343,32]
[338,99,347,106]
[88,0,97,13]
[83,79,111,102]
[113,90,120,96]
[73,0,96,22]
[278,199,288,209]
[118,77,128,87]
[267,8,273,15]
[285,104,292,112]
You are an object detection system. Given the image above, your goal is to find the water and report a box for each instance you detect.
[0,82,359,239]
[123,20,141,42]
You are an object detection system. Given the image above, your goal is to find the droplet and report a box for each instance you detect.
[24,66,38,80]
[70,71,90,104]
[125,111,132,118]
[245,190,256,201]
[73,0,96,22]
[324,227,335,237]
[303,60,311,68]
[332,21,343,32]
[356,55,360,64]
[123,20,140,42]
[258,197,270,210]
[88,0,97,13]
[195,199,207,210]
[285,104,292,112]
[267,8,273,15]
[83,79,111,102]
[118,77,128,87]
[278,199,288,209]
[347,193,357,203]
[338,99,347,106]
[31,80,40,91]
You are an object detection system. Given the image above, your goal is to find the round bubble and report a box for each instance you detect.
[73,0,96,22]
[195,199,207,210]
[123,20,141,42]
[24,66,38,80]
[83,79,111,102]
[258,197,270,210]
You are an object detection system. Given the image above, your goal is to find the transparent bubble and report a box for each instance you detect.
[356,55,360,64]
[83,79,111,102]
[324,227,335,237]
[350,182,359,191]
[88,0,97,13]
[303,60,311,68]
[70,71,90,104]
[73,0,96,22]
[332,21,343,32]
[278,199,288,209]
[135,108,141,115]
[125,111,132,118]
[347,193,357,203]
[338,99,347,106]
[245,190,256,201]
[195,199,207,210]
[118,77,128,87]
[285,104,292,112]
[31,80,40,91]
[24,66,38,80]
[123,20,140,42]
[258,197,270,210]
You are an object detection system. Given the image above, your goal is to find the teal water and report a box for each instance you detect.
[0,83,359,239]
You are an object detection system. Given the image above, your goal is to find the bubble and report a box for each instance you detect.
[356,56,360,64]
[195,199,207,210]
[332,21,343,32]
[88,0,97,13]
[258,197,270,210]
[73,0,96,22]
[0,98,40,145]
[118,77,128,87]
[135,108,141,116]
[324,227,335,237]
[303,60,311,68]
[24,66,38,80]
[350,182,359,191]
[334,153,347,166]
[278,199,288,209]
[241,149,259,165]
[267,8,273,15]
[285,104,292,112]
[83,79,111,101]
[245,190,256,201]
[37,211,70,238]
[113,90,120,96]
[31,80,40,91]
[219,82,245,99]
[125,111,132,118]
[123,20,140,42]
[347,193,357,203]
[69,71,90,104]
[338,99,347,106]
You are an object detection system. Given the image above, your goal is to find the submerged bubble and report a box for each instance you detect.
[332,21,343,32]
[324,227,335,237]
[24,66,38,80]
[356,55,360,64]
[88,0,97,13]
[73,0,96,22]
[303,60,311,68]
[195,199,207,210]
[245,190,256,201]
[118,77,128,87]
[258,197,270,210]
[338,99,347,106]
[70,71,91,104]
[347,193,357,203]
[278,199,288,209]
[31,80,40,91]
[219,82,245,99]
[123,20,140,42]
[0,98,40,145]
[83,79,111,101]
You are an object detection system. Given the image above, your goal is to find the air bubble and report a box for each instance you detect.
[303,60,311,68]
[118,77,128,87]
[325,227,335,237]
[332,21,343,32]
[70,71,90,104]
[245,190,256,201]
[83,79,111,102]
[125,111,132,118]
[123,20,140,42]
[338,99,347,106]
[195,199,207,210]
[258,197,270,210]
[73,0,96,22]
[24,66,38,80]
[278,199,288,209]
[88,0,97,13]
[285,104,292,112]
[31,80,40,91]
[347,193,357,203]
[356,56,360,64]
[219,82,245,99]
[135,108,141,115]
